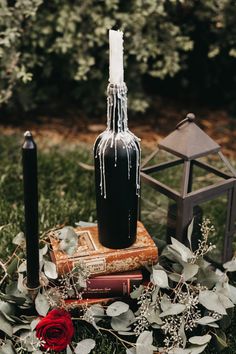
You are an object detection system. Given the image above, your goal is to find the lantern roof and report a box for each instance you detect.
[158,113,220,160]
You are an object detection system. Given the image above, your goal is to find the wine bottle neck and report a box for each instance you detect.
[107,83,128,132]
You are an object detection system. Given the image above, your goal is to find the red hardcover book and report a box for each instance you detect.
[82,270,143,298]
[65,297,118,308]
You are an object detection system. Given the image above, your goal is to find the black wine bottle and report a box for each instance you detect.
[94,83,141,249]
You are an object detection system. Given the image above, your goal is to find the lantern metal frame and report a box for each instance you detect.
[141,114,236,262]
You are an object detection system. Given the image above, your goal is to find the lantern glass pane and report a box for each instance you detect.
[149,164,183,192]
[197,194,228,262]
[143,149,178,166]
[141,183,173,244]
[191,159,225,192]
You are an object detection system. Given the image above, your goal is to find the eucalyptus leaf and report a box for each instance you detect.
[228,284,236,304]
[215,276,230,297]
[74,339,96,354]
[214,330,227,348]
[179,320,187,348]
[207,322,219,328]
[118,331,136,336]
[223,258,236,272]
[199,290,227,315]
[126,348,136,354]
[160,303,186,317]
[58,226,78,240]
[218,293,234,309]
[0,292,26,306]
[30,318,41,330]
[130,285,144,299]
[35,292,50,316]
[0,300,15,317]
[136,331,156,354]
[161,245,183,263]
[170,349,191,354]
[170,237,193,262]
[6,257,19,277]
[145,306,163,325]
[5,281,27,303]
[196,316,218,325]
[182,263,199,281]
[196,258,211,269]
[197,267,220,288]
[0,340,15,354]
[187,218,194,248]
[18,261,26,273]
[13,323,31,333]
[12,232,25,246]
[152,269,169,288]
[136,330,153,345]
[160,294,171,312]
[44,261,58,279]
[20,330,39,352]
[151,286,160,303]
[39,244,48,257]
[168,272,182,282]
[17,273,26,294]
[152,264,165,271]
[106,301,129,317]
[189,334,211,345]
[89,304,105,322]
[59,237,78,256]
[172,263,183,273]
[83,308,98,329]
[10,315,28,324]
[111,309,135,331]
[0,309,15,323]
[0,312,13,336]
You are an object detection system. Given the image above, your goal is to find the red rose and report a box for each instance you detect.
[35,309,74,352]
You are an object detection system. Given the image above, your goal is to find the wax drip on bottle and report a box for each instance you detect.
[94,83,140,199]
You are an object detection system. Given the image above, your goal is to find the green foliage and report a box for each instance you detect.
[1,0,236,114]
[1,207,236,353]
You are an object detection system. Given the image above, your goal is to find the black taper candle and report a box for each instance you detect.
[22,131,40,289]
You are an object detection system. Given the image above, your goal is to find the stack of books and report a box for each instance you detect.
[50,221,158,306]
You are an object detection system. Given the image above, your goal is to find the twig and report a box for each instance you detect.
[0,259,8,287]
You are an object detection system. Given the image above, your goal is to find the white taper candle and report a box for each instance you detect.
[109,29,124,85]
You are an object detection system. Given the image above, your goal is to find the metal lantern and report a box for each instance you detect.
[141,113,236,262]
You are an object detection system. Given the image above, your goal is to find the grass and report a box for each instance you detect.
[0,133,236,353]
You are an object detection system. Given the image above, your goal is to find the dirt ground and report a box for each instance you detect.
[1,101,236,158]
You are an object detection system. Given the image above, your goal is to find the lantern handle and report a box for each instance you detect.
[176,113,195,129]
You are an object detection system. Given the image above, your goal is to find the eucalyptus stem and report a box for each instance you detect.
[71,317,135,349]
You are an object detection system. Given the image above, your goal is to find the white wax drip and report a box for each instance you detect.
[94,83,141,199]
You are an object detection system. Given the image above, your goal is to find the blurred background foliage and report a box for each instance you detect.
[0,0,236,117]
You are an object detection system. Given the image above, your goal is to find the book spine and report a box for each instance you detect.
[56,246,158,276]
[65,297,119,308]
[82,277,142,298]
[86,247,157,275]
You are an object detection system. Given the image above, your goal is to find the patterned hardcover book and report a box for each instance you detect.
[50,221,158,276]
